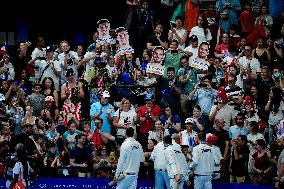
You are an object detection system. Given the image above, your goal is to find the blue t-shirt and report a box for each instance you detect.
[90,101,114,134]
[160,114,181,135]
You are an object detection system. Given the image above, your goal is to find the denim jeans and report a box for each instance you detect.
[170,176,184,189]
[155,170,170,189]
[116,174,138,189]
[194,175,212,189]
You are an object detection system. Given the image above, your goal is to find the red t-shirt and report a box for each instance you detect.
[138,105,161,134]
[215,43,229,54]
[239,11,256,33]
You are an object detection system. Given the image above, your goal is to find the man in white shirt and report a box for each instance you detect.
[189,132,220,189]
[150,141,171,189]
[163,135,189,189]
[238,43,261,81]
[183,35,199,62]
[114,127,144,189]
[34,46,61,90]
[168,16,188,50]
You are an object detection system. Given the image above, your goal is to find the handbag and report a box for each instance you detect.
[12,167,25,189]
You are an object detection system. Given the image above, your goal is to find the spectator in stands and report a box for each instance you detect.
[137,92,161,149]
[70,134,93,178]
[147,23,169,50]
[168,16,188,50]
[28,36,46,79]
[90,90,114,133]
[160,104,181,135]
[252,37,271,67]
[34,46,61,90]
[230,135,249,183]
[239,2,256,37]
[265,87,284,144]
[189,14,212,47]
[42,77,59,108]
[177,55,197,117]
[255,4,273,36]
[62,120,83,150]
[112,98,137,144]
[180,118,197,150]
[243,96,260,128]
[252,139,273,183]
[247,121,265,177]
[26,83,45,117]
[148,120,169,142]
[0,54,15,81]
[215,33,229,59]
[209,87,234,131]
[229,113,249,140]
[189,75,217,117]
[204,3,219,52]
[163,40,184,75]
[183,35,199,61]
[267,35,283,69]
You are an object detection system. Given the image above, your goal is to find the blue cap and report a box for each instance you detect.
[144,92,154,100]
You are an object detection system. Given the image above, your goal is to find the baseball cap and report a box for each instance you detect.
[102,90,110,98]
[65,68,75,77]
[185,118,194,125]
[144,92,154,100]
[46,46,56,53]
[190,35,198,41]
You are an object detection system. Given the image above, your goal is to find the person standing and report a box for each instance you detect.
[114,127,145,189]
[189,132,220,189]
[150,139,171,189]
[163,135,190,189]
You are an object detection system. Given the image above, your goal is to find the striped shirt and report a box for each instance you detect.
[225,86,244,107]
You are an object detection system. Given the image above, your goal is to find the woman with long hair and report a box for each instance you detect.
[189,14,212,47]
[265,87,284,144]
[41,96,59,122]
[8,143,34,189]
[252,37,271,67]
[42,77,59,109]
[160,104,181,135]
[148,120,169,142]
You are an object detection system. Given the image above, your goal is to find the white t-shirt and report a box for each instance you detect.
[171,28,187,50]
[268,101,284,125]
[114,109,137,137]
[183,45,198,63]
[6,162,31,188]
[189,26,212,46]
[83,52,95,80]
[34,60,61,90]
[238,56,261,80]
[209,104,234,131]
[31,47,46,79]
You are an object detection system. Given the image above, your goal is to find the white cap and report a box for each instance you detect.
[102,91,110,98]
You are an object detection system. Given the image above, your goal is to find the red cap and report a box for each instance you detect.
[244,96,254,110]
[217,87,228,101]
[206,134,218,144]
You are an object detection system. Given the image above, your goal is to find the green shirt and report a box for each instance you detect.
[177,67,198,94]
[163,52,184,77]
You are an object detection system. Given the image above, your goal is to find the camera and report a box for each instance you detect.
[198,83,207,88]
[170,22,176,28]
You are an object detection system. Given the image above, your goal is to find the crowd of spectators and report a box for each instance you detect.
[1,0,284,188]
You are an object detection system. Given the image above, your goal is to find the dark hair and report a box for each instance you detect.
[193,105,201,111]
[163,135,172,144]
[256,139,266,149]
[75,134,86,142]
[167,67,175,72]
[180,55,189,62]
[270,87,282,113]
[197,132,206,141]
[199,14,209,36]
[126,127,134,137]
[67,120,76,128]
[175,15,183,22]
[42,77,55,91]
[15,143,28,184]
[228,45,239,54]
[245,43,253,49]
[94,117,103,124]
[236,112,245,119]
[149,138,158,145]
[250,121,259,133]
[239,135,248,143]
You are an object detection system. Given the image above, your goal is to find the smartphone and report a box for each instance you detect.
[198,83,207,88]
[171,50,178,53]
[38,57,46,61]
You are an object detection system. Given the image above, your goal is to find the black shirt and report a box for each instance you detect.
[206,128,229,155]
